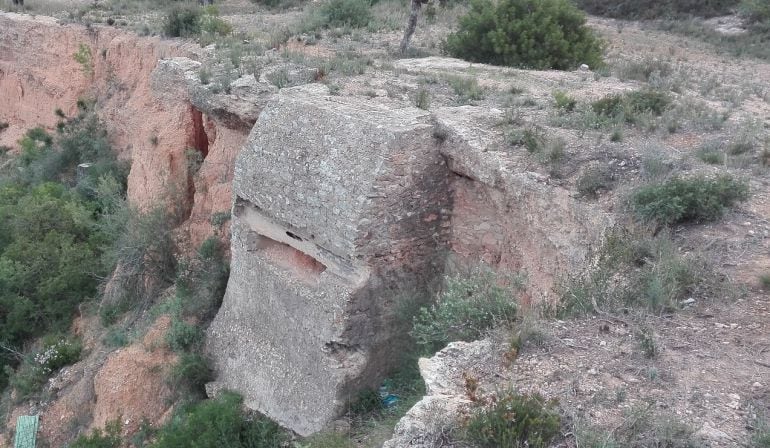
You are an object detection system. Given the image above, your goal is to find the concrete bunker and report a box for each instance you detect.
[205,85,453,435]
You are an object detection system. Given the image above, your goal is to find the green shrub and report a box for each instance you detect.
[697,146,724,165]
[153,392,286,448]
[411,271,520,354]
[445,0,603,70]
[446,75,485,104]
[36,336,82,373]
[631,175,749,225]
[576,166,612,198]
[464,391,561,448]
[626,90,671,116]
[170,353,214,399]
[415,88,431,110]
[591,94,626,118]
[319,0,372,28]
[752,415,770,447]
[553,90,577,112]
[103,327,130,348]
[210,211,231,229]
[739,0,770,24]
[164,6,202,38]
[100,206,178,322]
[0,112,127,393]
[199,6,232,36]
[71,419,122,448]
[591,90,671,124]
[176,237,229,319]
[166,318,204,353]
[637,327,659,358]
[574,0,739,19]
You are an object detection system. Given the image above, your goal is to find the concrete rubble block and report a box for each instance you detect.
[206,84,452,435]
[383,339,509,448]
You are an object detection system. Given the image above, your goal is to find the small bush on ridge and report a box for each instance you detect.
[411,270,520,354]
[631,175,749,225]
[445,0,604,70]
[464,391,561,448]
[320,0,372,28]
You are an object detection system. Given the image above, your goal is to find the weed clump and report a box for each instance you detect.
[631,175,749,226]
[592,89,671,124]
[153,392,286,448]
[411,271,520,354]
[445,0,604,70]
[319,0,373,28]
[464,390,561,448]
[560,228,725,315]
[576,166,613,199]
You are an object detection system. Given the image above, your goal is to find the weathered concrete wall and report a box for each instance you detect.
[434,106,611,305]
[206,84,452,435]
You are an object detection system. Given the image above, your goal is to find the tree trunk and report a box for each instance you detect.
[399,0,422,55]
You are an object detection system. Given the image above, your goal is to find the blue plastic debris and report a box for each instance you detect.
[379,384,399,408]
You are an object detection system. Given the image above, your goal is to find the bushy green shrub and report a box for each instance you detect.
[631,175,749,225]
[170,353,213,399]
[464,391,561,448]
[592,90,671,124]
[176,237,229,319]
[574,0,739,19]
[166,319,203,353]
[576,166,612,198]
[152,392,286,448]
[199,6,233,36]
[319,0,373,28]
[445,0,603,70]
[411,271,520,354]
[740,0,770,24]
[553,90,577,111]
[70,420,122,448]
[164,6,202,38]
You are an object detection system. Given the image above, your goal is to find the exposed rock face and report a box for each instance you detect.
[206,84,452,435]
[0,13,274,247]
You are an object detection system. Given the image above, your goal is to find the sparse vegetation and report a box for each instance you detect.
[70,419,122,448]
[445,75,484,104]
[560,228,724,315]
[73,43,94,75]
[592,89,671,125]
[415,88,430,110]
[445,0,604,70]
[636,327,659,358]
